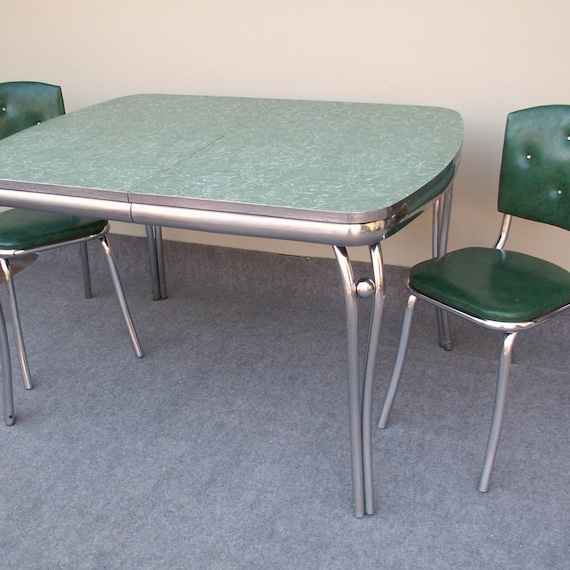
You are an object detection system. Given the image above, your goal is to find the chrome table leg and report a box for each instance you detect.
[334,242,384,517]
[155,226,167,300]
[433,186,453,350]
[146,225,167,300]
[79,242,93,299]
[146,225,162,301]
[0,302,14,426]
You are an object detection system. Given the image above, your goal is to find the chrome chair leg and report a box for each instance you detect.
[378,294,417,429]
[79,242,93,299]
[0,302,15,426]
[0,258,33,390]
[479,331,517,492]
[99,236,143,358]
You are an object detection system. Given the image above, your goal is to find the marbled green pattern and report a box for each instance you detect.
[0,94,463,223]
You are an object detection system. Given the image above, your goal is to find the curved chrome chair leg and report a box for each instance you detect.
[0,302,15,426]
[0,258,33,390]
[99,236,143,358]
[479,331,517,492]
[378,294,417,429]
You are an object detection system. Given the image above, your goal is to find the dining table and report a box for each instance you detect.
[0,93,463,517]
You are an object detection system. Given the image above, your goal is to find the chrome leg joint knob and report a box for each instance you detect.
[356,278,376,298]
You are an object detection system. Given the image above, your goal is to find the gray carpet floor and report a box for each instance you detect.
[0,235,568,569]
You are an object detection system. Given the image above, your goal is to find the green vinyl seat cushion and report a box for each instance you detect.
[410,246,570,323]
[0,209,107,251]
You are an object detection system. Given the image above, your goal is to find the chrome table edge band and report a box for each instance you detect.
[0,187,444,248]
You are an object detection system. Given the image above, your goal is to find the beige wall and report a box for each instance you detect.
[3,0,569,266]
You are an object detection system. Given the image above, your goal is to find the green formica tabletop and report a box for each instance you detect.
[0,94,463,518]
[0,94,463,246]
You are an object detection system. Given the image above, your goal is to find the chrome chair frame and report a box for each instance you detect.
[0,80,146,399]
[0,222,143,391]
[379,210,570,492]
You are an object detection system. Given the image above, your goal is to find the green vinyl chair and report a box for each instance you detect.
[378,105,570,493]
[0,81,143,396]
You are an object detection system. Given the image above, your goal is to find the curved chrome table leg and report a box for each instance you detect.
[79,242,93,299]
[334,242,384,517]
[146,225,167,301]
[433,186,453,351]
[361,242,384,515]
[146,225,161,301]
[155,226,167,300]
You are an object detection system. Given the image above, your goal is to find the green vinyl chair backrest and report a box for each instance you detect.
[0,81,65,141]
[498,105,570,231]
